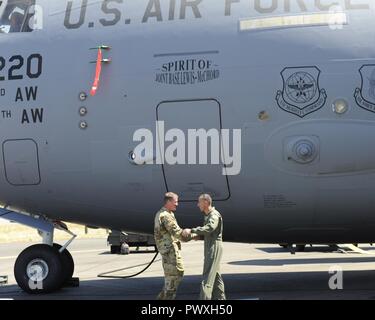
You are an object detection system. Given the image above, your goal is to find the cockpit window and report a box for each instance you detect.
[0,0,36,33]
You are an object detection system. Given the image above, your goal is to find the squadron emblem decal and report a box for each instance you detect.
[354,65,375,113]
[276,66,327,118]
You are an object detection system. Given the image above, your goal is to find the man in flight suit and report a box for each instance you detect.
[184,194,226,300]
[154,192,185,300]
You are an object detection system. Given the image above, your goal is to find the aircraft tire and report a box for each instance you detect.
[14,244,65,294]
[110,245,121,254]
[53,244,74,285]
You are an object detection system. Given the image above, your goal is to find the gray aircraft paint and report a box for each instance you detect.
[0,0,374,243]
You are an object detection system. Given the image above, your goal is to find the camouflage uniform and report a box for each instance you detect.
[154,207,184,300]
[191,207,226,300]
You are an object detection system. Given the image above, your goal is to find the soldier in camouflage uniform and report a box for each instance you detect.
[184,194,226,300]
[154,192,185,300]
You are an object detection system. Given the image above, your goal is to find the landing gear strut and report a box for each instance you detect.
[0,208,78,294]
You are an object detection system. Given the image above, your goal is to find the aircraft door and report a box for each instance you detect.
[157,99,230,202]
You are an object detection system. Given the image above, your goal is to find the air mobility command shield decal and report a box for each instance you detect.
[276,66,327,118]
[354,65,375,113]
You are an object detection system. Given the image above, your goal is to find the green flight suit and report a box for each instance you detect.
[154,207,184,300]
[192,207,226,300]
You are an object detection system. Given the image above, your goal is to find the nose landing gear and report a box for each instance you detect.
[0,208,79,294]
[53,243,75,287]
[15,244,65,294]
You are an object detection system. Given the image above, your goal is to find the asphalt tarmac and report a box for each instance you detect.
[1,239,375,300]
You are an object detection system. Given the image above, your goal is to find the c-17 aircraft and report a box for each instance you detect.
[0,0,374,294]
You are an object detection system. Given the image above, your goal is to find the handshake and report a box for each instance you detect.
[181,229,198,242]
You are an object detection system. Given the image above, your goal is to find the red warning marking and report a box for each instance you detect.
[90,48,102,96]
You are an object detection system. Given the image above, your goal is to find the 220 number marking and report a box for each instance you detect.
[0,54,42,81]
